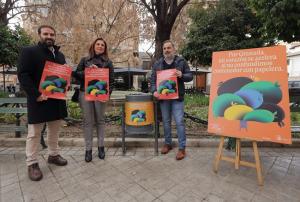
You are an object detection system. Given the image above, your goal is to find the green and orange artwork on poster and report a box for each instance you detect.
[125,101,154,126]
[157,69,179,100]
[84,67,109,102]
[208,46,291,144]
[39,61,72,100]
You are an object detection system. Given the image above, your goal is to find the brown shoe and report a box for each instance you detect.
[161,144,172,154]
[28,163,43,181]
[48,155,68,166]
[176,149,186,160]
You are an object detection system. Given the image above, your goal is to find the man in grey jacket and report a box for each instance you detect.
[151,40,193,160]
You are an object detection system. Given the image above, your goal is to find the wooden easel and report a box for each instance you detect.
[214,136,264,186]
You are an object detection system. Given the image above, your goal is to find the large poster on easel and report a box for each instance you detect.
[208,46,291,144]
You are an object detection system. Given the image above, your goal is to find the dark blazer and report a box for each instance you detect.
[17,42,68,124]
[72,54,114,95]
[150,55,193,101]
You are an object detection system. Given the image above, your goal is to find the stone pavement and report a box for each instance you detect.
[1,146,300,202]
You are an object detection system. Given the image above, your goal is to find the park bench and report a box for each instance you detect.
[290,93,300,133]
[0,97,48,148]
[0,97,28,137]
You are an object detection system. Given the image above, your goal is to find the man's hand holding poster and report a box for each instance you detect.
[39,61,72,100]
[156,69,179,100]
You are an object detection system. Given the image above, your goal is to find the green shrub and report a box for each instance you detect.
[0,91,9,98]
[0,91,17,123]
[184,94,209,121]
[291,112,300,124]
[105,107,122,125]
[185,94,209,107]
[67,101,82,119]
[0,114,16,123]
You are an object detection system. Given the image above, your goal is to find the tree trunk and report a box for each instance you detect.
[154,23,172,60]
[135,0,190,63]
[0,14,8,26]
[2,66,6,92]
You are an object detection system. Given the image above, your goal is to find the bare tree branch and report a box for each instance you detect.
[23,0,141,66]
[139,0,190,59]
[126,0,144,7]
[146,40,155,56]
[140,0,157,21]
[106,0,126,33]
[0,0,49,25]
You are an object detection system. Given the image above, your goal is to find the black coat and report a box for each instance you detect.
[17,42,68,124]
[72,55,114,94]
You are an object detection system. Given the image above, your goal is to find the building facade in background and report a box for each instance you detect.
[287,42,300,81]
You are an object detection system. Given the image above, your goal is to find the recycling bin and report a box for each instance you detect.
[125,93,154,133]
[122,93,158,154]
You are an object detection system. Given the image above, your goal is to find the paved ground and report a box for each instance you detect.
[1,146,300,202]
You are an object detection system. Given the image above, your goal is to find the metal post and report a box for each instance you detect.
[122,104,126,155]
[15,103,21,138]
[195,66,198,90]
[128,66,131,89]
[154,100,159,155]
[3,66,6,92]
[15,113,21,138]
[40,123,47,149]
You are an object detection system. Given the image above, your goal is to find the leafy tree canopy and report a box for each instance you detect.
[181,0,272,66]
[0,25,32,67]
[250,0,300,43]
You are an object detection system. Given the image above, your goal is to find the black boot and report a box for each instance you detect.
[98,147,105,160]
[85,150,92,162]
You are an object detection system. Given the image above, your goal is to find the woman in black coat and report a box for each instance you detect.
[72,38,114,162]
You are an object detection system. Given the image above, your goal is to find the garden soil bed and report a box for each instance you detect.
[0,120,210,138]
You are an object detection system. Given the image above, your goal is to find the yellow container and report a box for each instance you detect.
[125,101,154,126]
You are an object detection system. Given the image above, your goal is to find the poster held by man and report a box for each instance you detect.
[39,61,72,100]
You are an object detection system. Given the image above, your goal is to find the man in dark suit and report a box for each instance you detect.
[18,25,68,181]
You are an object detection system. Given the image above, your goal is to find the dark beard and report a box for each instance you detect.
[42,39,55,47]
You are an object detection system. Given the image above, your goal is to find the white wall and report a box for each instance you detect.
[288,54,300,78]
